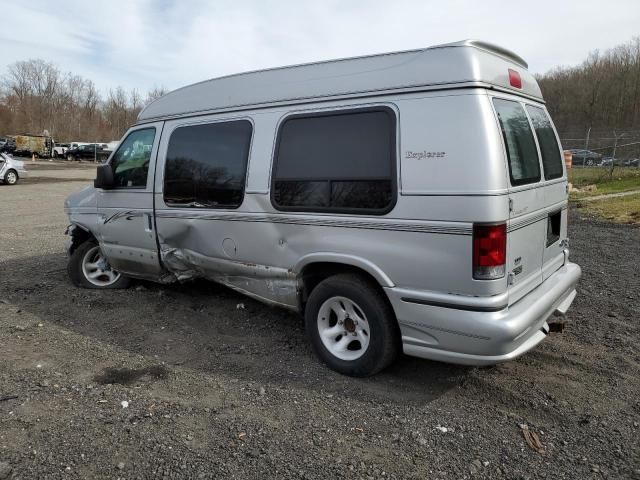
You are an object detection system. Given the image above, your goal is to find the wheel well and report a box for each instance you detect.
[299,262,388,309]
[68,225,96,255]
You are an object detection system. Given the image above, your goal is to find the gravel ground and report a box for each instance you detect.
[0,164,639,480]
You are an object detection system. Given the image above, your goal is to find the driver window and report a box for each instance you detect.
[110,128,156,188]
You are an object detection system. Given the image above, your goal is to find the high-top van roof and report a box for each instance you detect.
[137,39,541,122]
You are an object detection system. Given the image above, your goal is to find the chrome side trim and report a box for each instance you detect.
[401,296,506,312]
[507,204,568,233]
[154,210,473,235]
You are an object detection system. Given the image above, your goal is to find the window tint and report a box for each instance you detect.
[493,99,540,186]
[110,128,156,188]
[526,105,563,180]
[272,109,396,213]
[164,120,252,208]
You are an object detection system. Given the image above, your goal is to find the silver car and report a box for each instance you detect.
[64,40,581,376]
[0,153,27,185]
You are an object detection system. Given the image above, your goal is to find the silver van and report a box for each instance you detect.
[64,40,581,376]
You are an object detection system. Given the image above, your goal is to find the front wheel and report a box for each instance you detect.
[305,273,400,377]
[4,169,18,185]
[68,241,130,289]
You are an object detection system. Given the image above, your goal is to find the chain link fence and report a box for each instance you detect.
[559,128,640,167]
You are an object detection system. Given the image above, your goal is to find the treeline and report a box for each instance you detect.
[0,59,167,142]
[537,37,640,137]
[3,39,640,144]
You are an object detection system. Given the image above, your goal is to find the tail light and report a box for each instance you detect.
[473,223,506,280]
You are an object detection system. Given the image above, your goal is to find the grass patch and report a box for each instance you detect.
[578,193,640,224]
[569,167,640,199]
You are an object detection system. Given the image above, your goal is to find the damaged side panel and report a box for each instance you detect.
[159,243,299,310]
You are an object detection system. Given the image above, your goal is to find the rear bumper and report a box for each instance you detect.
[385,262,581,366]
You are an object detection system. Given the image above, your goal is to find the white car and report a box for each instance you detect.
[0,153,27,185]
[52,143,70,158]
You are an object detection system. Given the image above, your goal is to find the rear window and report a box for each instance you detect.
[526,106,564,180]
[493,98,541,186]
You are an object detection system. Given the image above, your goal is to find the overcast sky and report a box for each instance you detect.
[1,0,639,94]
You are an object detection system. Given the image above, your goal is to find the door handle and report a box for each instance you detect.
[144,213,153,232]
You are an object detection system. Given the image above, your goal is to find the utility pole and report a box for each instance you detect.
[608,131,625,178]
[583,126,591,167]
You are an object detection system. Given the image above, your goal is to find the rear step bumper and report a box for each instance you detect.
[386,262,582,366]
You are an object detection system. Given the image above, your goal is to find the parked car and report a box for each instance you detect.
[65,39,581,376]
[66,144,109,161]
[623,158,639,167]
[0,153,27,185]
[52,143,70,158]
[1,137,16,154]
[569,149,602,167]
[600,156,614,167]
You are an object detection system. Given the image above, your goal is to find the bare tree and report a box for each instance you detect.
[0,59,172,142]
[538,37,640,133]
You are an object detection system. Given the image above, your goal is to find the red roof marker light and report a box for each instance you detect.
[508,69,522,89]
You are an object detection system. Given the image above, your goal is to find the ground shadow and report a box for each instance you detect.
[0,252,472,405]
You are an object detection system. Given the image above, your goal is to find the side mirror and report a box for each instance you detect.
[94,164,114,189]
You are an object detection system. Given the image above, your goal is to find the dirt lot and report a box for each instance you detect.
[0,163,639,479]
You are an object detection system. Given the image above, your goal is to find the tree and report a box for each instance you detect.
[0,60,170,141]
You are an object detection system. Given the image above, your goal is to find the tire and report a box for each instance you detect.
[305,273,400,377]
[68,241,131,289]
[52,151,58,159]
[4,169,18,185]
[586,159,595,166]
[67,154,74,161]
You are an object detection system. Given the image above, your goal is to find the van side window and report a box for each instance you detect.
[526,106,564,180]
[164,120,252,208]
[272,108,396,213]
[493,99,541,186]
[110,128,156,188]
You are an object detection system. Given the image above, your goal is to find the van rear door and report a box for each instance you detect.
[492,98,545,304]
[525,105,568,282]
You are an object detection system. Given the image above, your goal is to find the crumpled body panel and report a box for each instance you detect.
[159,243,299,310]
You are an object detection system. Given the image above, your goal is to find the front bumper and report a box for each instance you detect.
[385,262,582,366]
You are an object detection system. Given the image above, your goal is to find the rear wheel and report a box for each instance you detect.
[66,154,73,161]
[4,169,18,185]
[68,241,130,289]
[305,273,400,377]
